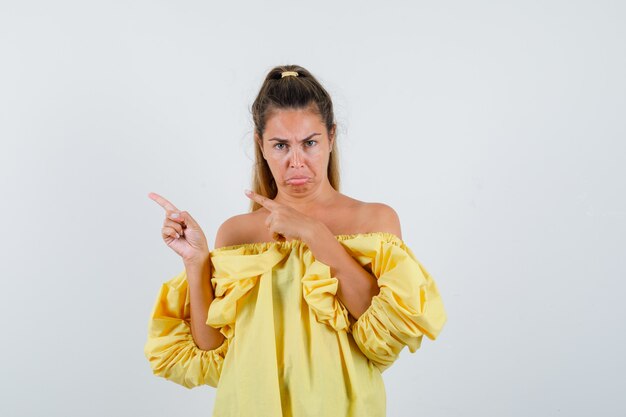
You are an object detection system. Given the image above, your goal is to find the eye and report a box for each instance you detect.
[305,140,317,147]
[274,143,287,150]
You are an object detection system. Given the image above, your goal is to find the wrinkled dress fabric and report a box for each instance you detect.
[144,232,447,417]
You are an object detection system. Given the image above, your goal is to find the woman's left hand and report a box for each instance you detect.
[244,189,322,243]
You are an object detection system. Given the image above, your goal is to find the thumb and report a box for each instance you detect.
[179,211,199,229]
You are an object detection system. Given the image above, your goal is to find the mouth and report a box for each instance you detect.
[286,177,309,185]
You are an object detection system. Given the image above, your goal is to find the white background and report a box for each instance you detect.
[1,1,624,416]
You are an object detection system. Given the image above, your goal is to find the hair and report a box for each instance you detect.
[248,64,340,212]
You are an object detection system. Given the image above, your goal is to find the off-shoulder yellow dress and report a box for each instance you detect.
[144,231,447,417]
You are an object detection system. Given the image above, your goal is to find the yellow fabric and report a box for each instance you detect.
[144,231,447,417]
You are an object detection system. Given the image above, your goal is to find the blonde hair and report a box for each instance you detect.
[248,64,341,212]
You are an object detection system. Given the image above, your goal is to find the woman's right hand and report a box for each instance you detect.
[148,192,209,265]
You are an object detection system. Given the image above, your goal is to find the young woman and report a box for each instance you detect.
[144,65,447,417]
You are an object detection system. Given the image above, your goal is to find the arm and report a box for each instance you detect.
[187,216,245,350]
[304,204,402,320]
[186,256,226,350]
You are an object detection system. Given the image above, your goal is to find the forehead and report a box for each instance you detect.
[264,108,325,138]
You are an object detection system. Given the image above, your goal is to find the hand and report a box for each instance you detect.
[244,189,322,243]
[148,192,209,265]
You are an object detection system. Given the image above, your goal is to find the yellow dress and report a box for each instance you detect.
[144,231,447,417]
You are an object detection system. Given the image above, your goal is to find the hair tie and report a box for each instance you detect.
[281,71,299,78]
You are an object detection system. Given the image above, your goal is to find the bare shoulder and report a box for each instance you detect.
[363,202,402,239]
[213,211,260,249]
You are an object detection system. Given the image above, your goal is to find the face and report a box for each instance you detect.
[256,107,335,195]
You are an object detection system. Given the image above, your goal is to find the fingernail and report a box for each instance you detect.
[244,189,252,195]
[171,212,180,218]
[175,233,180,238]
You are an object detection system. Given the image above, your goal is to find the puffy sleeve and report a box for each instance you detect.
[143,269,229,389]
[301,250,351,332]
[347,234,447,373]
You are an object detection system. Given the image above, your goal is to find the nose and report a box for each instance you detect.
[289,148,304,168]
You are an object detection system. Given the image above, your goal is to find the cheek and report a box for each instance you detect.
[312,153,326,166]
[266,152,287,164]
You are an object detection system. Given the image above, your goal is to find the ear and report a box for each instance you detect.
[329,124,336,152]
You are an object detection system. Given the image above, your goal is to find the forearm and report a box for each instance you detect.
[304,225,380,320]
[185,257,226,350]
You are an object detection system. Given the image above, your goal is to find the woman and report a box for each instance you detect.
[144,65,447,417]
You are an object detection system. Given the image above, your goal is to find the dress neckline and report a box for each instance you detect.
[210,231,404,254]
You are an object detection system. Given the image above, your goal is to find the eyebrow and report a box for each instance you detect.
[267,133,321,143]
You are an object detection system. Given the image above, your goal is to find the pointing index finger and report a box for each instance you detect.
[244,189,280,210]
[148,192,179,212]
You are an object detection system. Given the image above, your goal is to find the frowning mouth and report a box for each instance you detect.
[286,177,309,185]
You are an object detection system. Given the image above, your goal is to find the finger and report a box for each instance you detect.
[166,209,186,226]
[244,189,280,210]
[178,211,199,229]
[163,218,184,236]
[162,226,181,239]
[148,192,180,212]
[265,214,284,241]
